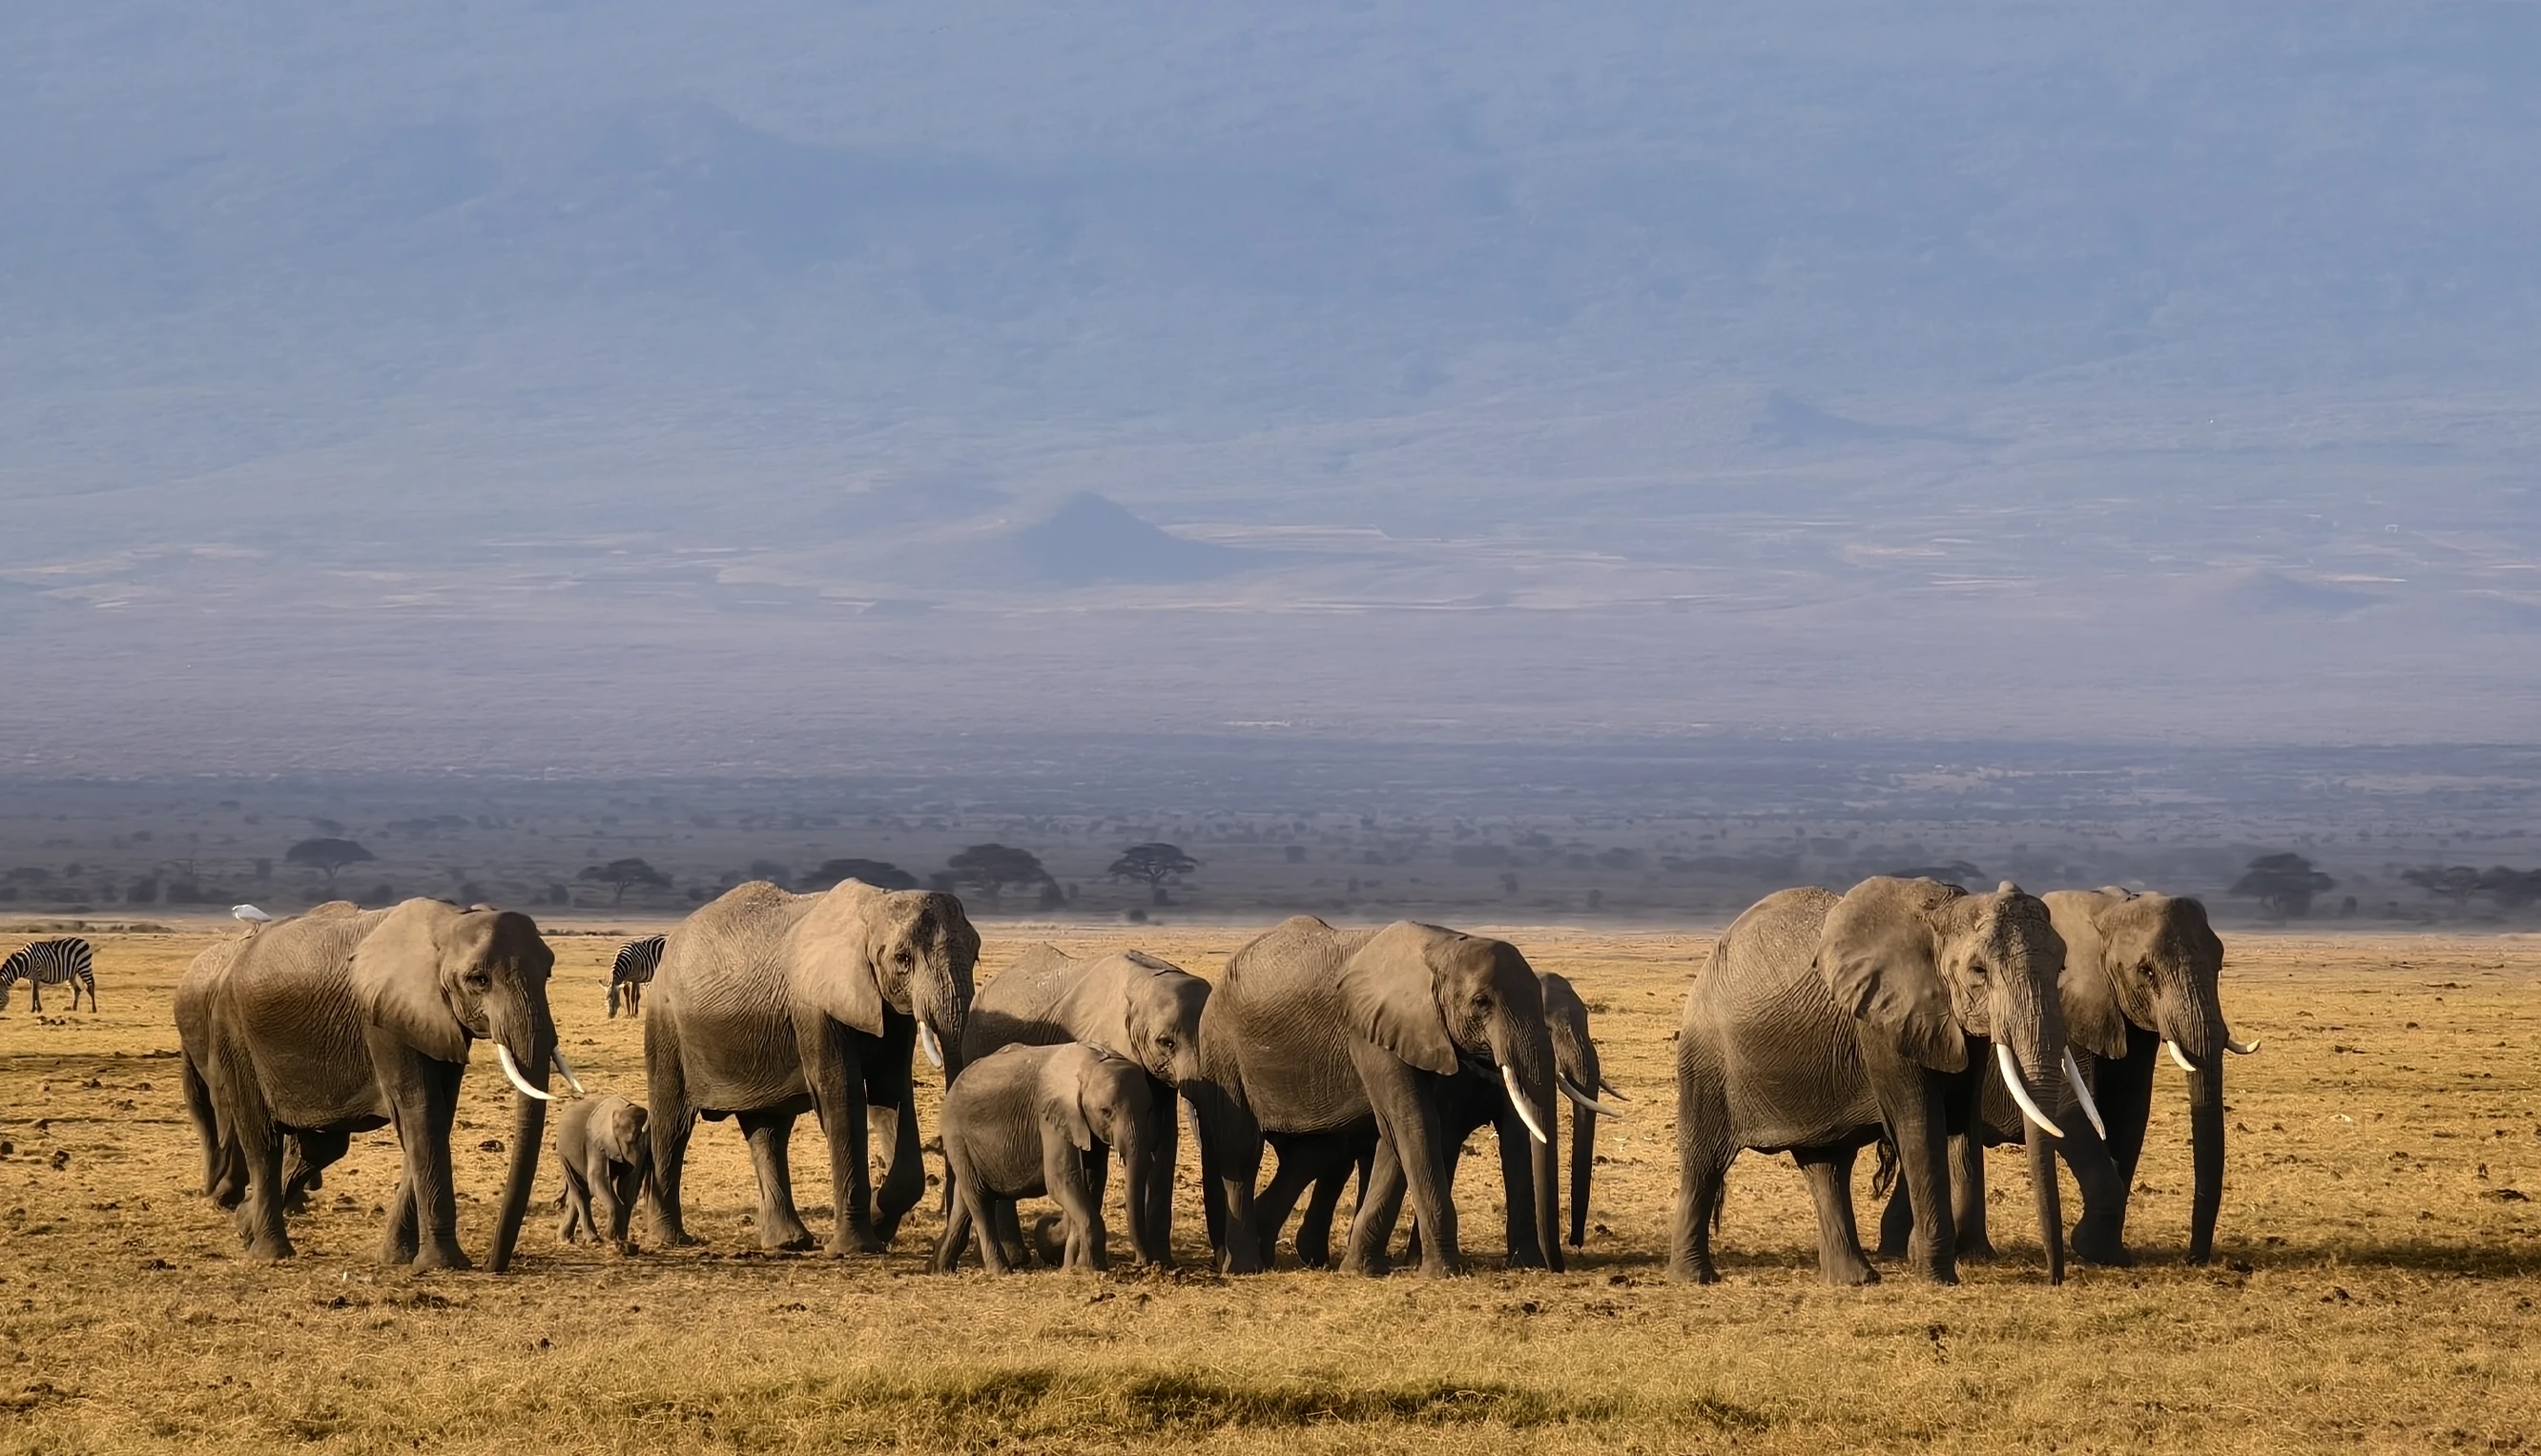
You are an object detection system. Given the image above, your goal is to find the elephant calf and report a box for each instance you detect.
[932,1043,1166,1274]
[555,1095,651,1252]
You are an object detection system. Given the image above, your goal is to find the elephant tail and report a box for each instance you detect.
[1869,1133,1900,1201]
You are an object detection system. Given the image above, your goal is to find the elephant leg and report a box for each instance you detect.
[1251,1140,1319,1269]
[1352,1048,1460,1277]
[233,1112,294,1262]
[558,1168,592,1243]
[1950,1134,1994,1260]
[182,1057,227,1200]
[2072,1038,2156,1264]
[607,1160,645,1249]
[1048,1141,1107,1274]
[972,1191,1017,1275]
[738,1109,816,1251]
[798,1016,883,1255]
[391,1056,470,1272]
[283,1130,348,1218]
[1668,1048,1734,1284]
[1485,1102,1550,1270]
[992,1200,1030,1268]
[644,1016,701,1247]
[1145,1087,1179,1264]
[1794,1144,1879,1285]
[1345,1134,1412,1277]
[1876,1167,1914,1260]
[1866,1045,1956,1285]
[1295,1159,1351,1270]
[871,1097,925,1247]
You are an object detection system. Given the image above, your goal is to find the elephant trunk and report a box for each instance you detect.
[486,1014,554,1273]
[1992,972,2066,1283]
[2179,999,2228,1264]
[1491,1019,1562,1273]
[1567,1047,1599,1249]
[1116,1108,1165,1265]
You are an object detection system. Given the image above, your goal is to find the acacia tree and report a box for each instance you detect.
[580,857,672,904]
[1108,843,1199,905]
[944,844,1051,902]
[2401,866,2486,909]
[285,837,376,886]
[2229,852,2335,920]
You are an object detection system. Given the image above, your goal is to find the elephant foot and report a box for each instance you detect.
[1955,1235,1997,1261]
[414,1238,474,1273]
[651,1222,700,1248]
[824,1229,887,1258]
[1820,1257,1881,1286]
[2072,1222,2134,1267]
[281,1186,310,1217]
[1666,1256,1720,1284]
[1341,1247,1393,1278]
[244,1233,296,1263]
[2183,1245,2215,1268]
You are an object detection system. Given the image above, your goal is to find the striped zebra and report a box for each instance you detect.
[608,934,663,1017]
[2,938,97,1013]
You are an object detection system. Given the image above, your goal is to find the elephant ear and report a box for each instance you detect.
[1539,972,1592,1087]
[350,900,471,1065]
[2044,891,2132,1060]
[1334,923,1461,1077]
[1816,878,1968,1074]
[1044,1056,1100,1153]
[786,883,888,1036]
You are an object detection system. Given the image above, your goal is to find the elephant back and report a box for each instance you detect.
[652,880,811,1020]
[219,907,394,1124]
[962,943,1085,1062]
[1680,886,1874,1144]
[175,937,246,1063]
[1205,916,1369,1134]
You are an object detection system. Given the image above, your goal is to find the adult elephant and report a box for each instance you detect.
[645,878,979,1255]
[1189,916,1561,1277]
[1671,878,2093,1286]
[961,945,1211,1261]
[1284,968,1625,1268]
[1877,888,2253,1265]
[183,899,568,1270]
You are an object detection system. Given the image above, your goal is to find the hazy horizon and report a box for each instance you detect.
[5,4,2537,776]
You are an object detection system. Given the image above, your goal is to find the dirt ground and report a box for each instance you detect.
[1,920,2537,1453]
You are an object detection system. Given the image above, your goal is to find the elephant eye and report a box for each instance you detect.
[463,971,491,991]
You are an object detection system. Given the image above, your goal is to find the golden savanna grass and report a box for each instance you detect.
[3,922,2539,1453]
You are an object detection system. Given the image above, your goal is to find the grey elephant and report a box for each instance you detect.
[1281,968,1625,1269]
[1671,878,2092,1286]
[961,944,1210,1259]
[932,1041,1167,1274]
[555,1094,651,1252]
[644,878,979,1255]
[177,933,329,1216]
[1877,888,2253,1265]
[1190,916,1562,1277]
[179,898,573,1270]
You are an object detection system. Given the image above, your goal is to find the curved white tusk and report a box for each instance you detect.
[1558,1076,1628,1118]
[1596,1076,1630,1101]
[2061,1049,2108,1141]
[2225,1037,2261,1056]
[549,1048,587,1097]
[1995,1043,2062,1138]
[494,1042,554,1101]
[1500,1063,1550,1145]
[918,1020,945,1070]
[2165,1039,2201,1075]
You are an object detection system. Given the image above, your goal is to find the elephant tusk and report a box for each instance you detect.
[2061,1049,2108,1141]
[1558,1075,1627,1118]
[1595,1075,1630,1101]
[494,1042,553,1101]
[550,1048,587,1097]
[918,1020,945,1070]
[2165,1039,2200,1075]
[2225,1036,2261,1056]
[1500,1063,1550,1145]
[1995,1043,2062,1138]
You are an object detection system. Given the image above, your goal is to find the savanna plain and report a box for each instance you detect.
[2,923,2537,1453]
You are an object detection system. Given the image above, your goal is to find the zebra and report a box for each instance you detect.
[608,934,663,1017]
[2,938,97,1013]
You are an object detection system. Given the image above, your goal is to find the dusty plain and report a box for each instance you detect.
[1,921,2537,1453]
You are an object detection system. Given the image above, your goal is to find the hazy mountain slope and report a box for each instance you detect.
[1,3,2535,770]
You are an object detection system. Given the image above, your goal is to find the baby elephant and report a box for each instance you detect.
[934,1043,1167,1274]
[554,1095,651,1252]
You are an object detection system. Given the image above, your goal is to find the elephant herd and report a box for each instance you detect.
[168,872,2244,1283]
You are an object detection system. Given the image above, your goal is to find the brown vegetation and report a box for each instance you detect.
[1,925,2537,1452]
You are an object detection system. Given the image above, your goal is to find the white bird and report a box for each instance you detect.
[231,904,273,924]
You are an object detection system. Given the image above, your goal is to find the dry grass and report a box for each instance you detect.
[3,923,2539,1453]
